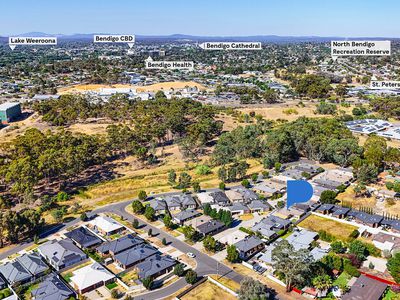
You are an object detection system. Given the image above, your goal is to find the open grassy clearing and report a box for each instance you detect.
[181,281,236,300]
[222,260,303,300]
[336,187,377,209]
[298,214,358,241]
[209,275,240,292]
[73,151,263,209]
[58,81,207,94]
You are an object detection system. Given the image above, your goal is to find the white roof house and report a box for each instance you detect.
[196,192,215,205]
[89,216,124,235]
[70,262,115,293]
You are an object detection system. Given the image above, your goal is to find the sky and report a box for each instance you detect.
[0,0,399,37]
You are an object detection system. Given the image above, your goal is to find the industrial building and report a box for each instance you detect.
[0,102,22,124]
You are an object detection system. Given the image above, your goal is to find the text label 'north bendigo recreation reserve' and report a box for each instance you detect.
[331,40,391,56]
[199,42,262,50]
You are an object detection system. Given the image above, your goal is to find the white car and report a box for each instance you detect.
[186,252,196,258]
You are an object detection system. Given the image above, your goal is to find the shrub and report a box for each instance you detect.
[185,270,198,284]
[195,165,212,175]
[318,230,335,242]
[349,229,359,239]
[344,263,360,277]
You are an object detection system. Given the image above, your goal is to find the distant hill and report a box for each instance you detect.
[1,33,399,43]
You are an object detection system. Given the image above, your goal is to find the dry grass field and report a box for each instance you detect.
[181,281,236,300]
[336,187,377,209]
[58,81,207,94]
[298,214,358,241]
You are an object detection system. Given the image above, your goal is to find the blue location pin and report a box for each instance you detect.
[286,180,314,209]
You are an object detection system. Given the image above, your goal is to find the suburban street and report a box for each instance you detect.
[0,192,245,300]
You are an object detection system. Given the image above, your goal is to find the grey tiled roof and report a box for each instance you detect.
[17,252,48,276]
[196,219,225,235]
[210,191,230,204]
[96,234,144,255]
[136,255,176,279]
[65,226,102,248]
[0,260,31,284]
[173,209,201,221]
[38,239,86,268]
[247,200,271,210]
[234,235,264,253]
[114,244,158,267]
[31,273,74,300]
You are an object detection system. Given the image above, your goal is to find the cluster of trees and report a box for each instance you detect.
[353,135,400,184]
[203,235,222,252]
[217,161,249,183]
[0,128,108,200]
[203,203,234,227]
[290,74,332,98]
[238,277,272,300]
[212,117,363,169]
[370,96,400,119]
[0,209,43,246]
[315,101,337,115]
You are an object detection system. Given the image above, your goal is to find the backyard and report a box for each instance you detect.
[298,214,358,241]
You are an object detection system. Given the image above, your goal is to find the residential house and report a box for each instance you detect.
[136,255,177,280]
[372,232,400,254]
[196,192,215,205]
[65,226,102,249]
[0,260,32,286]
[0,277,5,290]
[96,234,144,256]
[247,200,271,213]
[310,247,329,261]
[31,273,75,300]
[185,215,212,228]
[172,209,202,225]
[381,219,400,233]
[252,215,291,239]
[342,275,387,300]
[315,204,336,214]
[17,252,49,279]
[351,212,383,228]
[88,216,124,236]
[114,244,158,270]
[163,194,197,211]
[209,191,230,206]
[332,206,351,219]
[252,183,278,198]
[70,262,115,294]
[225,203,250,215]
[286,229,318,250]
[38,239,87,271]
[196,220,226,236]
[273,207,305,219]
[234,235,265,260]
[148,199,168,215]
[225,189,243,203]
[232,187,259,203]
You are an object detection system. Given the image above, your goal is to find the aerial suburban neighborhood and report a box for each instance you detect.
[0,1,400,300]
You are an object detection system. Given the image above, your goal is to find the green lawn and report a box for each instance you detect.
[106,282,118,290]
[62,272,73,283]
[333,272,352,287]
[383,289,400,300]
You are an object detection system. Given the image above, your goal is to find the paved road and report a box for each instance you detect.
[0,191,245,300]
[97,200,244,300]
